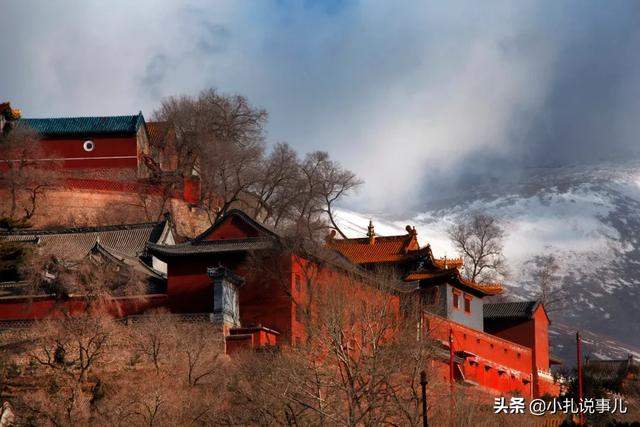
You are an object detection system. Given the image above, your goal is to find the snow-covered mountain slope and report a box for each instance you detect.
[336,161,640,363]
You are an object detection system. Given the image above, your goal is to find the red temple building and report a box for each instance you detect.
[0,103,180,183]
[0,209,561,398]
[326,221,560,397]
[0,104,203,225]
[19,113,151,174]
[0,217,174,323]
[0,103,561,398]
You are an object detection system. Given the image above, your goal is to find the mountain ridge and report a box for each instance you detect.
[337,160,640,365]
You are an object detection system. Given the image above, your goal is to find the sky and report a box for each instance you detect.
[3,0,640,212]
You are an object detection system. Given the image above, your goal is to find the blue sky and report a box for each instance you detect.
[2,1,640,211]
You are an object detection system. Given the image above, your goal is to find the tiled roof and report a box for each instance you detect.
[405,269,503,296]
[193,209,278,242]
[483,301,540,320]
[19,113,144,136]
[457,275,503,296]
[404,271,445,281]
[433,257,463,269]
[148,237,276,258]
[0,220,167,261]
[327,234,420,264]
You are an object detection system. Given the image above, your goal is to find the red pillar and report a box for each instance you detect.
[449,329,455,426]
[449,329,455,385]
[577,331,584,426]
[183,176,201,205]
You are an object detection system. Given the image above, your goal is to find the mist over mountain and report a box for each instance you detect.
[5,2,640,217]
[337,159,640,365]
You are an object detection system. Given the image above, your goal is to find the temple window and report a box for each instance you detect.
[453,292,460,309]
[424,287,439,305]
[83,140,95,152]
[464,296,471,313]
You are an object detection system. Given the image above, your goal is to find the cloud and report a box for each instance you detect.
[2,1,640,213]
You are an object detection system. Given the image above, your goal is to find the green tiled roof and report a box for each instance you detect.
[18,113,145,136]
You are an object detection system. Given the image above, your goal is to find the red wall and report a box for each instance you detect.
[239,258,294,344]
[159,213,559,397]
[165,253,294,344]
[427,308,559,398]
[225,326,279,354]
[0,294,167,321]
[33,135,138,169]
[426,313,536,397]
[486,318,534,348]
[166,254,241,313]
[484,306,556,396]
[288,254,402,349]
[531,306,550,372]
[164,248,401,348]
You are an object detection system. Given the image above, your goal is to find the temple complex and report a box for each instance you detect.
[0,209,561,397]
[0,106,562,398]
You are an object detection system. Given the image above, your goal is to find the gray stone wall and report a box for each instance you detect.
[445,283,484,330]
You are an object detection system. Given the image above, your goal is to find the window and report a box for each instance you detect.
[464,297,471,313]
[452,292,459,309]
[295,274,301,292]
[425,287,440,305]
[83,140,95,152]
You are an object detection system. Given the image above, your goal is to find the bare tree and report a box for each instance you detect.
[154,89,361,236]
[22,254,148,300]
[128,310,177,373]
[249,143,300,226]
[448,213,507,283]
[29,315,117,383]
[242,232,440,426]
[0,124,62,221]
[226,268,439,426]
[526,254,566,313]
[154,88,267,223]
[298,151,362,239]
[199,132,264,224]
[133,176,180,222]
[175,322,223,387]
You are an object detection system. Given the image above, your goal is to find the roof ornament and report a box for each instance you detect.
[405,225,417,236]
[367,220,376,244]
[0,102,20,134]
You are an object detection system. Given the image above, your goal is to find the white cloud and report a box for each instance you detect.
[3,1,640,213]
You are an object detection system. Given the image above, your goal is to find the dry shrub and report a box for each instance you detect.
[5,313,230,426]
